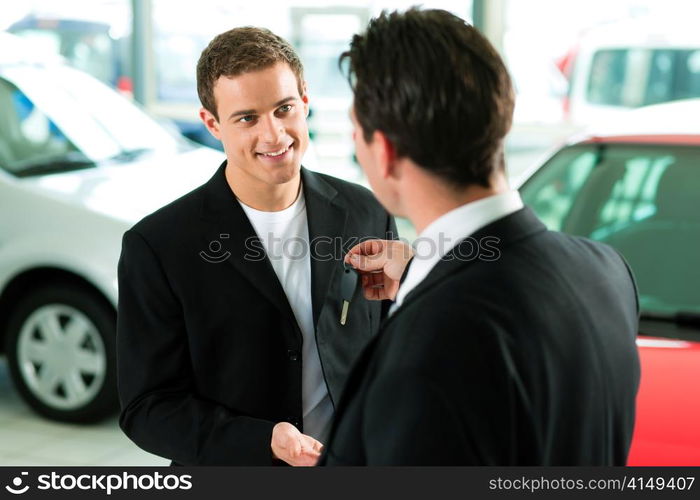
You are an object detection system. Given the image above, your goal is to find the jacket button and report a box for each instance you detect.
[287,349,300,361]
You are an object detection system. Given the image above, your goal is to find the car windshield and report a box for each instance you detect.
[0,63,188,177]
[10,27,117,85]
[520,143,700,316]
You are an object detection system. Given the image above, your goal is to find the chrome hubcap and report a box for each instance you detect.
[17,304,106,410]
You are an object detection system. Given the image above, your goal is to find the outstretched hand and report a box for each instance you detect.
[271,422,323,466]
[345,239,414,301]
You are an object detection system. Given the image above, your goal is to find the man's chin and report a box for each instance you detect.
[268,162,301,185]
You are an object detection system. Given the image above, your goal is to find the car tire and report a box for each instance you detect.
[4,284,118,423]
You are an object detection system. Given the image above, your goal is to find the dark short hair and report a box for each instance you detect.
[340,8,515,188]
[197,27,305,121]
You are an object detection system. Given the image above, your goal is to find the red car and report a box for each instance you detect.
[517,99,700,465]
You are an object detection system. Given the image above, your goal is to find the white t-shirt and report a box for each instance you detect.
[239,190,333,442]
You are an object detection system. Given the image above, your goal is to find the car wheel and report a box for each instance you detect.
[4,284,118,423]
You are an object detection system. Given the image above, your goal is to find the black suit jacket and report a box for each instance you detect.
[117,162,395,465]
[321,207,640,465]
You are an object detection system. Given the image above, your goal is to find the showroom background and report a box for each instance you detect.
[1,0,698,466]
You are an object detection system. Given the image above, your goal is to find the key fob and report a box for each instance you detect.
[340,263,359,325]
[341,262,359,301]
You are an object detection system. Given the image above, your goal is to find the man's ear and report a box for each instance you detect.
[371,130,397,179]
[199,107,221,140]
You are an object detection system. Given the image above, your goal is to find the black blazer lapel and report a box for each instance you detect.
[384,207,547,328]
[199,161,300,341]
[301,168,348,328]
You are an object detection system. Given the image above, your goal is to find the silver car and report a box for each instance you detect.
[0,33,224,423]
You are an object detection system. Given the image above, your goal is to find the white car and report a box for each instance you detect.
[0,33,225,422]
[565,18,700,126]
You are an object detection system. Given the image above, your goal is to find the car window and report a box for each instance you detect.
[677,50,700,100]
[587,49,628,106]
[0,77,89,176]
[587,48,700,107]
[520,144,700,315]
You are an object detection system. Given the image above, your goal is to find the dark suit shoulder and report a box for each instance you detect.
[386,227,637,346]
[551,230,624,262]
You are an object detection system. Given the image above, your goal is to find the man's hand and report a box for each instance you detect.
[271,422,323,466]
[345,239,414,301]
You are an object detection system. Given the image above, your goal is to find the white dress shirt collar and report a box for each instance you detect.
[391,190,524,314]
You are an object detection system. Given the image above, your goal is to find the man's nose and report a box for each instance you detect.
[259,115,284,144]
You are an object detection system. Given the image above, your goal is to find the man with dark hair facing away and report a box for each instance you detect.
[320,8,640,465]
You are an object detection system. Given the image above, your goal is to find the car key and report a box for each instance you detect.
[340,263,359,325]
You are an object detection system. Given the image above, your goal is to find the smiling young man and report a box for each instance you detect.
[116,27,395,465]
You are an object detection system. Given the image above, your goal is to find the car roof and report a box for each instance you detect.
[0,32,64,66]
[575,99,700,146]
[577,17,700,49]
[8,15,112,33]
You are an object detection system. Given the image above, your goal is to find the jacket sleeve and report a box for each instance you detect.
[116,229,276,465]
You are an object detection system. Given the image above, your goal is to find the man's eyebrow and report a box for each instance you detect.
[228,97,297,121]
[273,96,296,107]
